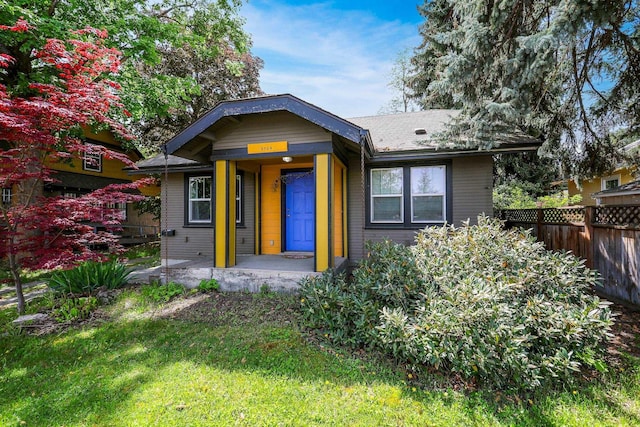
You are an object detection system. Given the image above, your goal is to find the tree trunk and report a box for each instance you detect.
[8,252,25,314]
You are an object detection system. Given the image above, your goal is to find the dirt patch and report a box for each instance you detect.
[606,300,640,362]
[158,292,300,327]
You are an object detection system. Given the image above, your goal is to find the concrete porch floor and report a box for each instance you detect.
[136,254,348,292]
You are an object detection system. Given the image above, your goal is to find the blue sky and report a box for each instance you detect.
[241,0,423,118]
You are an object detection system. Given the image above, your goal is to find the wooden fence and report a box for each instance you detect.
[497,205,640,306]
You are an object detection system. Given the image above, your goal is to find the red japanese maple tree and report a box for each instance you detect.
[0,20,151,313]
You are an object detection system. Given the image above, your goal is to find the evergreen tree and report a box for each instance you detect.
[411,0,640,179]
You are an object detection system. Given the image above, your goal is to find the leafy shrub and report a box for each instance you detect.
[53,296,99,322]
[47,260,131,295]
[197,278,220,292]
[141,281,184,303]
[301,216,613,390]
[300,240,428,346]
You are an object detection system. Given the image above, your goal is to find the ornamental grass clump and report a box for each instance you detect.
[301,216,613,390]
[47,260,132,295]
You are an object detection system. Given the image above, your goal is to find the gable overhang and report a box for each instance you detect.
[164,94,369,158]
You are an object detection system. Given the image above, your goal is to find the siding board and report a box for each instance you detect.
[161,173,214,261]
[214,112,329,151]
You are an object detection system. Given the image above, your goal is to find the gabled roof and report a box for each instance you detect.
[348,110,541,155]
[164,94,370,156]
[348,110,460,152]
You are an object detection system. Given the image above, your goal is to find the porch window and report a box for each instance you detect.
[371,168,403,223]
[236,173,242,224]
[106,202,127,220]
[411,166,445,223]
[188,176,212,223]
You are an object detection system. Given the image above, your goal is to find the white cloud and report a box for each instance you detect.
[241,0,422,117]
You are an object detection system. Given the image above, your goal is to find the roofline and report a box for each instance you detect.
[164,94,367,155]
[593,189,640,198]
[369,144,540,162]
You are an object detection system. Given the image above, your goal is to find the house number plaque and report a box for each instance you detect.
[247,141,288,154]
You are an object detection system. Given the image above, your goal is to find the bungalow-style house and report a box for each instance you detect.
[132,94,538,288]
[568,139,639,205]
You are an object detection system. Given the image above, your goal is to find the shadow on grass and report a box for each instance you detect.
[1,292,639,426]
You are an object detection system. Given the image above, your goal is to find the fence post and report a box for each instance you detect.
[536,208,544,243]
[583,206,594,269]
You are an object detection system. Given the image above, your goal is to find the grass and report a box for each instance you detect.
[0,290,639,426]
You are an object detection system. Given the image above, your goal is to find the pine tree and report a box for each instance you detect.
[411,0,640,179]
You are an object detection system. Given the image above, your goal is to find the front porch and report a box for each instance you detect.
[146,254,348,292]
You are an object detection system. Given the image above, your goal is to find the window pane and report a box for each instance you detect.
[412,196,443,221]
[411,166,445,194]
[372,168,402,195]
[373,197,402,222]
[605,179,619,190]
[191,201,211,221]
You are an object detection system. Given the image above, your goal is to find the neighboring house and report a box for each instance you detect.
[568,139,639,205]
[131,94,539,273]
[44,127,160,242]
[592,179,640,205]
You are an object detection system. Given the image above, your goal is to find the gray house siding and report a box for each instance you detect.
[161,170,256,261]
[346,153,494,262]
[161,172,214,261]
[213,111,330,150]
[451,156,494,224]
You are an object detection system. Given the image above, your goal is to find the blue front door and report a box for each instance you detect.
[285,171,315,251]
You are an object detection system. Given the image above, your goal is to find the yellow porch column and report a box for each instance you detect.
[214,160,236,268]
[342,165,348,259]
[315,153,333,271]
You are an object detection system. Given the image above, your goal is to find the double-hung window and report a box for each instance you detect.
[411,166,446,223]
[370,165,448,226]
[371,168,403,223]
[188,176,212,223]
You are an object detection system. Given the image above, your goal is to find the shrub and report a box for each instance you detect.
[47,260,131,295]
[53,296,99,322]
[197,278,220,292]
[141,281,184,303]
[300,240,428,346]
[301,217,613,390]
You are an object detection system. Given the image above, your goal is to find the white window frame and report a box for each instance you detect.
[601,174,621,191]
[83,146,102,172]
[188,176,212,223]
[235,174,242,224]
[370,167,404,223]
[2,188,11,204]
[410,165,446,224]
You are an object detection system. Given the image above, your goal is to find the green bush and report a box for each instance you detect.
[301,216,613,390]
[141,281,185,303]
[197,278,220,292]
[300,240,428,346]
[46,260,132,295]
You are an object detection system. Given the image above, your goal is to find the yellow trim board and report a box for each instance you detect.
[247,141,288,155]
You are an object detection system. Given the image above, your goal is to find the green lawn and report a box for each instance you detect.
[0,290,639,426]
